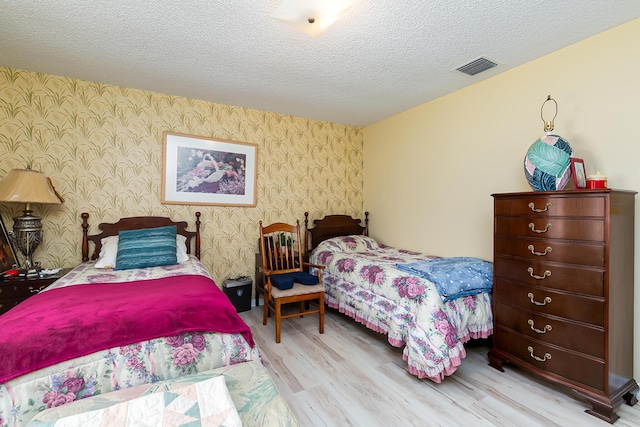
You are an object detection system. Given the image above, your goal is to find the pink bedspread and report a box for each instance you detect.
[0,274,254,383]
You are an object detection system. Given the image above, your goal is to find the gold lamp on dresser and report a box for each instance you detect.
[0,167,64,273]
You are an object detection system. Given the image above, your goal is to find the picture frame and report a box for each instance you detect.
[570,157,587,189]
[0,214,19,273]
[162,132,258,207]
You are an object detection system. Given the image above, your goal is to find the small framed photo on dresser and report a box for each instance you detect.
[570,158,587,189]
[0,214,19,273]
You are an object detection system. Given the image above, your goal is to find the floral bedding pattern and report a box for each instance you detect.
[0,258,260,427]
[44,255,212,291]
[309,235,493,383]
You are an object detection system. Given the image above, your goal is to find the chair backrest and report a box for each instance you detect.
[259,221,304,275]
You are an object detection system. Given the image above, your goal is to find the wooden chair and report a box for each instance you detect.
[259,220,325,343]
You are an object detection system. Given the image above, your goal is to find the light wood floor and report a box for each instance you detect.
[239,305,640,427]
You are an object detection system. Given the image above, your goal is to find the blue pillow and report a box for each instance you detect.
[115,226,178,270]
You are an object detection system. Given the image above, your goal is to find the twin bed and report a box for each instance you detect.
[304,212,493,383]
[0,213,295,427]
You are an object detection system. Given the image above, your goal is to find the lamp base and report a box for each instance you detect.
[9,208,44,273]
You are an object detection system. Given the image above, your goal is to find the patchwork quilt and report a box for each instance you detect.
[29,376,242,427]
[28,362,298,427]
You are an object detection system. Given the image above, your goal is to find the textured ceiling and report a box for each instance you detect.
[1,1,640,127]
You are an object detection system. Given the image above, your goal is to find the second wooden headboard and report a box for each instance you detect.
[304,212,369,255]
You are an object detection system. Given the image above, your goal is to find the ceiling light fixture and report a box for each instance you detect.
[271,0,354,38]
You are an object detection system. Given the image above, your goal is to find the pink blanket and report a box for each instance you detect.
[0,274,254,383]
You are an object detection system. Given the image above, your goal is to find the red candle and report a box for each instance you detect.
[586,171,607,189]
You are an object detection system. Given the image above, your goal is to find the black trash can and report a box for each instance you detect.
[223,277,252,312]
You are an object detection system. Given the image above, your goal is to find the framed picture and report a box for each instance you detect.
[0,214,19,273]
[570,157,587,189]
[162,132,258,207]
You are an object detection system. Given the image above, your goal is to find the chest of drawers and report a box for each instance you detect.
[489,189,638,423]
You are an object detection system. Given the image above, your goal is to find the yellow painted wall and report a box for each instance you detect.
[364,18,640,375]
[0,67,364,291]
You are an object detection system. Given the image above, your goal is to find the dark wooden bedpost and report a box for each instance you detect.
[195,211,201,260]
[304,212,309,256]
[81,212,90,262]
[364,212,369,236]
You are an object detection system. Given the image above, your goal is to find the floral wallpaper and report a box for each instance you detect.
[0,66,364,292]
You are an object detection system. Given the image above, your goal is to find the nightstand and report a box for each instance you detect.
[0,268,72,315]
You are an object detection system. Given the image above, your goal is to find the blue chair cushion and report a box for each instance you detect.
[269,272,319,290]
[291,271,319,285]
[270,274,294,290]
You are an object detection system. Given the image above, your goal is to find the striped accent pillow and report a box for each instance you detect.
[115,226,178,270]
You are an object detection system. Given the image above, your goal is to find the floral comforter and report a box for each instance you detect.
[310,236,493,383]
[0,258,260,427]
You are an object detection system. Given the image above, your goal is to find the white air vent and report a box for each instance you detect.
[455,57,498,76]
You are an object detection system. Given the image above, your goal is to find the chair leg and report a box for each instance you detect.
[262,291,269,326]
[265,287,271,318]
[275,300,282,343]
[319,294,325,334]
[299,301,304,317]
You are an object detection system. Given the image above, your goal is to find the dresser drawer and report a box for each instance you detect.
[494,257,604,296]
[494,302,604,358]
[495,236,605,267]
[495,217,605,242]
[493,280,605,325]
[495,196,606,218]
[0,296,26,312]
[0,282,38,298]
[494,328,605,391]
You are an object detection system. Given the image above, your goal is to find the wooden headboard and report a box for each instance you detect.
[304,212,369,255]
[81,212,201,262]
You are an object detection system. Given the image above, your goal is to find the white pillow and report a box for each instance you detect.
[94,236,119,269]
[95,234,190,269]
[176,234,189,263]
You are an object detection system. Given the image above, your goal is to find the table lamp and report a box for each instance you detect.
[0,167,64,273]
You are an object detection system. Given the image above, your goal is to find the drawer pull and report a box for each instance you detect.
[528,245,552,256]
[528,292,552,306]
[527,346,552,362]
[29,285,47,293]
[527,267,551,280]
[528,202,552,213]
[528,223,552,233]
[528,319,552,334]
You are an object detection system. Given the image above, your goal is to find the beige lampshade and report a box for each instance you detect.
[0,169,63,205]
